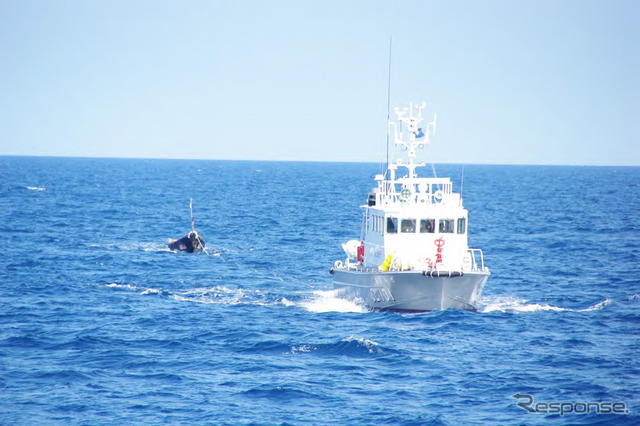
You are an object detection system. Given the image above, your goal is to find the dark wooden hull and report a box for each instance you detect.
[168,232,205,253]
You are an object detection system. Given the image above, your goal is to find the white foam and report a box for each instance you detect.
[104,283,138,290]
[105,282,370,313]
[143,246,172,253]
[280,297,295,307]
[26,186,46,191]
[172,286,246,305]
[580,298,613,311]
[298,289,368,313]
[342,335,380,352]
[291,344,314,354]
[86,241,170,252]
[133,242,171,252]
[105,283,166,296]
[479,296,612,313]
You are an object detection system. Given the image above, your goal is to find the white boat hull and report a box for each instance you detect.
[332,269,489,311]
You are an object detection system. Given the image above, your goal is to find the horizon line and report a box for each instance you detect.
[0,153,638,168]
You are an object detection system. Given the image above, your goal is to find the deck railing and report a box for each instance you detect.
[337,249,488,274]
[466,249,486,272]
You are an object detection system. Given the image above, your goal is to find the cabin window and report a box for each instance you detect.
[457,218,466,234]
[439,219,454,233]
[420,219,435,233]
[386,217,398,233]
[401,219,416,233]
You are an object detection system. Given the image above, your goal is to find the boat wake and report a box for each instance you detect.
[627,294,640,303]
[478,296,612,313]
[86,242,172,253]
[103,283,613,316]
[25,186,46,191]
[101,282,369,313]
[172,286,248,305]
[102,283,289,307]
[104,283,139,291]
[297,289,368,313]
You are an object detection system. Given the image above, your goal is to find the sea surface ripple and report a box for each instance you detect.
[1,157,639,424]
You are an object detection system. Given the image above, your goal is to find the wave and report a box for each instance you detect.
[140,288,167,296]
[86,242,171,252]
[33,370,90,382]
[103,282,287,308]
[297,289,368,313]
[86,241,228,255]
[104,283,139,290]
[327,336,382,355]
[479,296,612,313]
[25,186,46,191]
[291,335,394,358]
[171,286,246,305]
[280,297,295,307]
[103,283,173,297]
[240,385,324,402]
[244,336,386,358]
[0,336,50,348]
[291,337,380,356]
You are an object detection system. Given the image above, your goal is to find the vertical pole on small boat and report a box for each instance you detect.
[385,36,392,178]
[189,198,195,232]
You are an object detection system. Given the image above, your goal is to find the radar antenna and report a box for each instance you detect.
[388,102,437,179]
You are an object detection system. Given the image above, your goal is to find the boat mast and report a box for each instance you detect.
[385,36,392,177]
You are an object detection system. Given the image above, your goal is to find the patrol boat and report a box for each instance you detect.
[330,102,489,311]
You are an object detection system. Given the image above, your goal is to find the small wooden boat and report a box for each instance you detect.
[168,230,205,253]
[168,198,206,254]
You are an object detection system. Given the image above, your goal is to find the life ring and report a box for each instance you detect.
[433,190,443,201]
[434,238,445,248]
[400,188,411,200]
[334,260,343,269]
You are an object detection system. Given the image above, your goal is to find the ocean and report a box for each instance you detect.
[1,156,638,424]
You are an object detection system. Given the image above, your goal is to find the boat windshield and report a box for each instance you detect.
[439,219,454,233]
[420,219,435,233]
[387,217,398,233]
[457,218,466,234]
[401,219,416,233]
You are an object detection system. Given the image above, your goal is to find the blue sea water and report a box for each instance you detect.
[1,156,639,425]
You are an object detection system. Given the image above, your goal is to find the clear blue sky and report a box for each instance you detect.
[1,0,638,165]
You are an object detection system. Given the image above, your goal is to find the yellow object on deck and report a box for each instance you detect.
[380,254,393,272]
